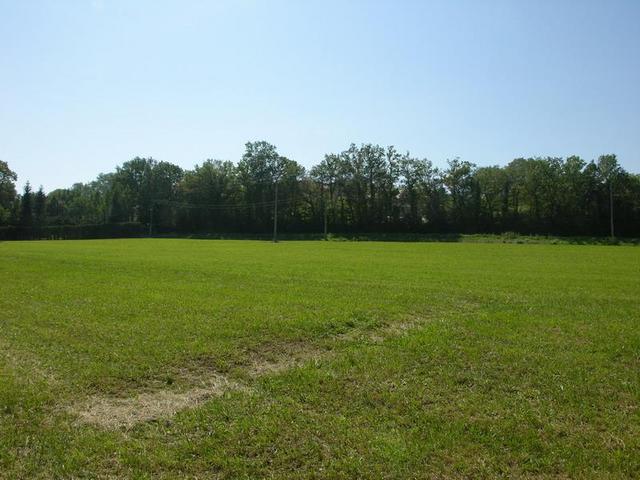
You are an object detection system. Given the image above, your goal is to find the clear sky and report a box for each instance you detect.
[2,0,639,192]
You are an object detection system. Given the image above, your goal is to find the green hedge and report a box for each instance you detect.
[1,225,638,245]
[0,223,146,240]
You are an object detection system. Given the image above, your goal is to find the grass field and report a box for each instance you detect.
[1,239,639,478]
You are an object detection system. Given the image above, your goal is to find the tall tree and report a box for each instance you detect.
[399,155,436,228]
[178,160,240,231]
[238,141,281,232]
[34,186,46,226]
[0,160,18,225]
[311,154,340,235]
[444,158,478,232]
[475,166,507,231]
[20,182,33,227]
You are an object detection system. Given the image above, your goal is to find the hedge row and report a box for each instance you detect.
[0,223,146,240]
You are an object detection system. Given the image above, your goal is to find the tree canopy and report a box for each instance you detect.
[2,143,639,237]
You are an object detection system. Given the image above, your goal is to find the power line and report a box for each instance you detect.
[152,198,295,211]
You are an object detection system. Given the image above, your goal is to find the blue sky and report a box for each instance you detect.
[1,0,639,192]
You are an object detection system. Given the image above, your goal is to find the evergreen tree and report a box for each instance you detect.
[34,186,46,226]
[20,182,33,227]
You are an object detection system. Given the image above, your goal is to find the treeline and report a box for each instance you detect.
[1,142,639,238]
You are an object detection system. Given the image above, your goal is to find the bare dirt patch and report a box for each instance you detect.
[72,314,433,429]
[70,345,326,429]
[73,374,243,429]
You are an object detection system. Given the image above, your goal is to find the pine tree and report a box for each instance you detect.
[34,186,46,226]
[20,182,33,227]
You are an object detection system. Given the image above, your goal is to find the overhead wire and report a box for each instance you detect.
[153,198,296,211]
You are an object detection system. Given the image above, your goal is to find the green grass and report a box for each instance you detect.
[1,239,638,478]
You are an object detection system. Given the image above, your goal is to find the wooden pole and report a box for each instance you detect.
[609,181,614,239]
[273,182,278,243]
[323,195,328,240]
[148,203,153,236]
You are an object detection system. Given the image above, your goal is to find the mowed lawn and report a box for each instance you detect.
[0,239,639,479]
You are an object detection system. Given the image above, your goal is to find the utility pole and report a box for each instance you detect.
[609,180,614,239]
[322,186,328,241]
[323,203,328,241]
[597,154,619,240]
[148,203,154,237]
[273,181,278,243]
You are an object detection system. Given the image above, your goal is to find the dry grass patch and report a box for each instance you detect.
[70,316,427,429]
[72,312,446,430]
[73,373,243,429]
